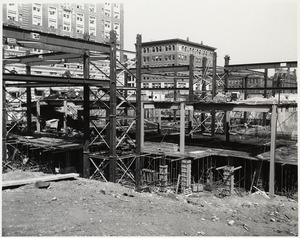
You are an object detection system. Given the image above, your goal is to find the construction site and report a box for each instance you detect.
[2,3,298,236]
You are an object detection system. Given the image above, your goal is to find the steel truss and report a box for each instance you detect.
[3,25,143,189]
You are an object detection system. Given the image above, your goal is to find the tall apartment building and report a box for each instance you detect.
[3,3,124,81]
[137,38,216,100]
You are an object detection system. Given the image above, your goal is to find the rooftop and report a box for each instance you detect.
[141,38,216,51]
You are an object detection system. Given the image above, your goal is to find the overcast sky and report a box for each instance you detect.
[123,0,298,67]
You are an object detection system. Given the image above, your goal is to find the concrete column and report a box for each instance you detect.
[269,104,277,197]
[63,99,67,132]
[263,69,268,126]
[180,102,185,153]
[243,77,248,122]
[26,65,32,134]
[36,99,40,132]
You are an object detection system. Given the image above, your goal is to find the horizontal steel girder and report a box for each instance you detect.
[117,65,190,74]
[225,87,297,91]
[3,73,109,86]
[225,61,297,71]
[3,25,110,54]
[4,52,81,65]
[4,52,110,66]
[144,101,297,112]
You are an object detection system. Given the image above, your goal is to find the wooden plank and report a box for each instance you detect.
[2,173,79,189]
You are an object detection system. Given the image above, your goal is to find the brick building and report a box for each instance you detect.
[3,3,124,80]
[133,38,216,101]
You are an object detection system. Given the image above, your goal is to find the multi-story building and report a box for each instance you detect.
[139,38,216,100]
[3,3,124,81]
[273,68,297,94]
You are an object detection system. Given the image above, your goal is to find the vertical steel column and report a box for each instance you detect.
[83,51,90,178]
[3,54,7,162]
[201,57,207,132]
[201,57,207,98]
[243,76,248,122]
[124,71,129,126]
[63,99,67,132]
[141,102,144,148]
[225,111,230,142]
[188,54,194,101]
[26,65,32,134]
[173,72,178,122]
[36,99,40,132]
[263,69,268,126]
[135,34,142,190]
[224,55,230,89]
[105,108,110,145]
[269,104,277,197]
[180,102,185,153]
[211,52,217,136]
[157,108,161,135]
[188,107,193,139]
[109,30,117,182]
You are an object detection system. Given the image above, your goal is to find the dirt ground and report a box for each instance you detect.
[2,170,298,236]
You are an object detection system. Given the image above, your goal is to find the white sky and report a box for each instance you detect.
[123,0,298,67]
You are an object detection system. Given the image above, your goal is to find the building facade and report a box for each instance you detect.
[3,3,124,80]
[139,39,216,101]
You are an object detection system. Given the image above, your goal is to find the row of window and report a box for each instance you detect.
[179,45,213,56]
[6,4,121,27]
[142,82,189,88]
[143,45,176,54]
[142,45,213,56]
[143,54,208,65]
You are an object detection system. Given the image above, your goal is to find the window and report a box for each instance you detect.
[77,13,84,22]
[89,16,96,36]
[89,16,96,25]
[178,82,186,88]
[105,9,111,17]
[32,3,42,26]
[89,4,95,12]
[143,83,149,88]
[77,4,84,9]
[76,25,84,34]
[7,3,18,22]
[33,15,42,26]
[114,11,119,19]
[153,83,161,88]
[48,6,57,29]
[165,83,174,88]
[63,22,71,32]
[104,20,111,29]
[33,3,41,12]
[63,12,70,19]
